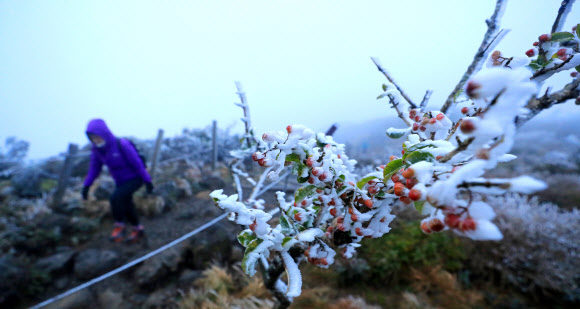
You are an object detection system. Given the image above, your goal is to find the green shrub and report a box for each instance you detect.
[357,220,466,285]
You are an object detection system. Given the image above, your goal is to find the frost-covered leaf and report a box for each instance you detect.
[241,238,264,275]
[549,31,575,42]
[576,65,580,73]
[238,230,257,247]
[383,159,404,181]
[405,142,437,153]
[294,185,317,203]
[280,215,293,234]
[405,151,436,164]
[386,127,410,139]
[577,23,580,38]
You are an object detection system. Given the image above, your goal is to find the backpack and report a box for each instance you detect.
[117,138,147,167]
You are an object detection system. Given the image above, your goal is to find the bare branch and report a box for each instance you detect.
[370,57,417,109]
[551,0,575,34]
[388,94,412,127]
[420,90,433,110]
[530,54,575,80]
[516,78,580,127]
[441,0,507,114]
[439,137,475,163]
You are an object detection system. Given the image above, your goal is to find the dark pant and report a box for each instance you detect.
[110,178,143,226]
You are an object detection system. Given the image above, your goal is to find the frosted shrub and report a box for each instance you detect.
[210,2,580,307]
[469,194,580,300]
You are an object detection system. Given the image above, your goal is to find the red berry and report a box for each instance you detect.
[316,188,323,194]
[460,119,476,134]
[402,149,406,155]
[399,196,412,204]
[294,212,302,221]
[337,223,345,231]
[249,220,257,232]
[436,113,445,121]
[311,167,323,176]
[428,218,445,232]
[308,176,316,184]
[327,226,334,233]
[571,72,578,77]
[301,200,307,206]
[348,207,354,214]
[337,217,344,224]
[557,48,567,57]
[444,214,461,229]
[351,214,358,222]
[379,165,385,169]
[459,218,476,231]
[391,174,400,183]
[304,247,310,257]
[389,155,397,161]
[420,125,427,132]
[412,123,420,131]
[401,168,415,179]
[328,199,336,206]
[461,107,469,114]
[429,118,437,125]
[525,49,535,57]
[368,186,378,195]
[491,50,501,60]
[421,221,431,234]
[414,115,421,122]
[258,158,266,166]
[406,178,417,189]
[465,80,481,98]
[539,34,550,42]
[532,41,539,46]
[318,172,330,181]
[320,257,328,265]
[306,157,314,167]
[329,208,337,216]
[286,125,292,133]
[365,199,373,208]
[559,55,568,61]
[436,156,443,160]
[408,189,422,201]
[394,182,405,196]
[252,152,262,161]
[355,227,363,236]
[409,109,417,118]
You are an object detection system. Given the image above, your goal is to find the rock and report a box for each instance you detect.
[0,256,25,307]
[35,249,76,275]
[135,195,165,217]
[74,249,120,280]
[134,244,186,288]
[51,189,83,214]
[97,289,126,309]
[184,166,202,183]
[11,166,43,198]
[143,289,173,309]
[186,222,236,269]
[174,177,192,198]
[200,176,226,191]
[82,200,110,219]
[44,288,93,309]
[194,190,212,200]
[93,176,115,200]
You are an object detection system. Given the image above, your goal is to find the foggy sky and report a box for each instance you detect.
[0,0,578,159]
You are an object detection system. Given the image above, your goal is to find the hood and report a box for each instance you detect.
[86,119,116,146]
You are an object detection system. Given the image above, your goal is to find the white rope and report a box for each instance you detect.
[28,212,228,309]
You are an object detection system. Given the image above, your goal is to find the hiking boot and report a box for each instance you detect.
[126,227,144,244]
[109,223,126,242]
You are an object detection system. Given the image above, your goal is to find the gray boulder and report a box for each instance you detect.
[74,249,120,280]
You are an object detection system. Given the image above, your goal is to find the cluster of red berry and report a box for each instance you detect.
[409,109,446,132]
[386,165,423,205]
[303,247,328,266]
[421,213,476,234]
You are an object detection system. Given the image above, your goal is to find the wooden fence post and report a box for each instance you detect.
[52,143,79,209]
[212,120,218,170]
[149,129,164,182]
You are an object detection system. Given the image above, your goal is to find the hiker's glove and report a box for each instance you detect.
[82,186,89,200]
[145,182,154,194]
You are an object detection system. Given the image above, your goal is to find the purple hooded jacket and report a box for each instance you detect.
[84,119,152,187]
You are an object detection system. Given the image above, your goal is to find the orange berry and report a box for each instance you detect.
[444,213,460,229]
[421,221,431,234]
[408,189,422,201]
[355,227,363,236]
[401,168,415,179]
[351,214,358,222]
[365,199,373,208]
[459,218,476,231]
[399,196,412,204]
[428,218,445,232]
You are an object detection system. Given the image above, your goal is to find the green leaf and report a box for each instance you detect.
[453,89,464,103]
[376,93,388,100]
[282,237,295,248]
[357,175,378,189]
[338,174,346,182]
[405,151,436,164]
[382,84,388,91]
[414,201,425,213]
[575,65,580,73]
[237,230,257,247]
[406,142,437,153]
[280,215,293,234]
[295,185,317,203]
[376,191,385,198]
[285,153,301,163]
[383,159,404,182]
[549,31,575,42]
[528,62,542,70]
[241,238,264,275]
[386,128,408,139]
[577,24,580,38]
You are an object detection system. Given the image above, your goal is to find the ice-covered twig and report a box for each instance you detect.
[388,94,412,127]
[420,90,433,110]
[235,81,254,148]
[530,54,575,80]
[551,0,575,34]
[370,57,417,109]
[516,78,580,127]
[441,0,507,113]
[439,136,475,163]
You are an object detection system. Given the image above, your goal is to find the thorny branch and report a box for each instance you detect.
[516,78,580,127]
[441,0,507,114]
[370,57,418,109]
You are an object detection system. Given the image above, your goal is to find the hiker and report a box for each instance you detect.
[81,118,153,243]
